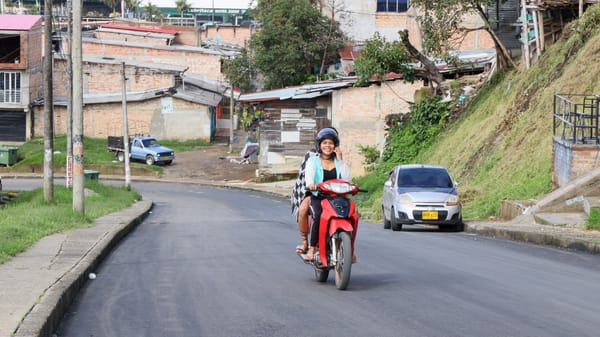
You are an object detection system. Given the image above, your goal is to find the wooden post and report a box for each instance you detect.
[537,10,545,52]
[521,0,530,68]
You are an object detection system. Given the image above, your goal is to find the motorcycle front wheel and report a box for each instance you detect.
[314,268,329,282]
[334,231,352,290]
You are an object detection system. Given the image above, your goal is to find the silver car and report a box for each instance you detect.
[382,164,463,231]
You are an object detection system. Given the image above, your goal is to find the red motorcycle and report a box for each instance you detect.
[300,179,365,290]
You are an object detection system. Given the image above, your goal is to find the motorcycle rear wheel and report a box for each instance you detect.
[334,232,352,290]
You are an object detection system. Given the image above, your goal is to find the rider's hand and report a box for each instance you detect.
[308,184,317,191]
[334,147,343,161]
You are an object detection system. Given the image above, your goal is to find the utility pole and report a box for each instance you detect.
[72,0,84,214]
[229,83,234,153]
[121,62,131,188]
[43,0,54,202]
[66,0,73,188]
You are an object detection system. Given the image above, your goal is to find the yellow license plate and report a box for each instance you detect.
[422,211,438,220]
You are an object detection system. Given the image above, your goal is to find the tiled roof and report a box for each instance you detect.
[0,14,42,30]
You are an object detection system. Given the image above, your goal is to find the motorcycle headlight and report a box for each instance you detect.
[446,195,460,206]
[322,182,355,194]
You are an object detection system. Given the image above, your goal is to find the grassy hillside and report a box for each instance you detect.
[357,4,600,220]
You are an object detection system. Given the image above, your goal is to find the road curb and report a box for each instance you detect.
[465,222,600,254]
[13,199,153,337]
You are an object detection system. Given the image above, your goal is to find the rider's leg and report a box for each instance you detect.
[295,197,310,254]
[305,197,322,261]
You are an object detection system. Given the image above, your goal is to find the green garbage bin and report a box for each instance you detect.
[0,146,18,166]
[84,169,100,181]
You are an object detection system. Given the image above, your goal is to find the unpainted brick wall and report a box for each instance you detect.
[34,97,212,141]
[332,80,424,177]
[82,41,225,80]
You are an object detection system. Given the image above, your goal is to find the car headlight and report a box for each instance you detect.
[446,195,460,206]
[398,194,413,206]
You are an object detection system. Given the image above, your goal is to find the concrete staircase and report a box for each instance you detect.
[526,168,600,227]
[501,168,600,228]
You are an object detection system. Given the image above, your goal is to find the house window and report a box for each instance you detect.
[0,72,21,104]
[377,0,409,13]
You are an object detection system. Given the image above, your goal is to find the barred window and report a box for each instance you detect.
[377,0,409,13]
[0,72,21,103]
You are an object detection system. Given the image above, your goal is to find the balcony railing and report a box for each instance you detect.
[553,93,600,144]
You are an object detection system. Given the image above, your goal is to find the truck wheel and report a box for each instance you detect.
[145,155,155,165]
[117,152,125,162]
[165,160,173,165]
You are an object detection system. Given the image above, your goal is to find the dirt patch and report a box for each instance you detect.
[161,144,258,182]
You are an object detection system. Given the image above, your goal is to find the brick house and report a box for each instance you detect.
[32,57,226,141]
[0,14,43,143]
[239,78,424,177]
[79,37,232,80]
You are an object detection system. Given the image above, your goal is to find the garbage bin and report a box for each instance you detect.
[84,169,100,181]
[0,146,18,166]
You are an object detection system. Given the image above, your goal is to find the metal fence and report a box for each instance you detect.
[553,93,600,144]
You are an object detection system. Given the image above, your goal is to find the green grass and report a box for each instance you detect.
[0,181,141,264]
[585,208,600,231]
[354,6,600,222]
[11,135,213,176]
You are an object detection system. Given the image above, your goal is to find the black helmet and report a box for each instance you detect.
[316,127,339,148]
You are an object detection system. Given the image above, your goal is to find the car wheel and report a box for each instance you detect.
[390,208,403,231]
[383,206,391,229]
[145,155,155,165]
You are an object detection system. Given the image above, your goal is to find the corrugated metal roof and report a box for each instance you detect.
[101,23,178,35]
[54,82,224,107]
[82,37,237,57]
[82,55,188,72]
[239,82,353,102]
[0,14,42,30]
[97,27,176,40]
[175,85,224,106]
[182,73,228,95]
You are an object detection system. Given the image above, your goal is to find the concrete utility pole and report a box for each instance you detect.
[72,0,84,214]
[43,0,54,201]
[229,83,234,153]
[121,62,131,188]
[66,0,73,188]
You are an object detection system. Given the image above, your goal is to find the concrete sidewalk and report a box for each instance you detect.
[2,177,600,337]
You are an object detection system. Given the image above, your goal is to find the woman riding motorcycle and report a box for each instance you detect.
[295,127,352,261]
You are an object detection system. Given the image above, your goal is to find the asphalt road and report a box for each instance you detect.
[40,181,599,337]
[5,179,600,336]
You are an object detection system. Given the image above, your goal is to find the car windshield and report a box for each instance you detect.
[397,167,453,188]
[142,139,160,147]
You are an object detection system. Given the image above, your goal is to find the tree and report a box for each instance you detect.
[353,31,444,87]
[410,0,517,69]
[103,0,120,15]
[125,0,142,17]
[144,2,162,22]
[222,48,256,94]
[175,0,191,26]
[250,0,345,89]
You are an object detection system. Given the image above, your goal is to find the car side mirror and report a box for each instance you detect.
[384,180,392,187]
[453,181,459,188]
